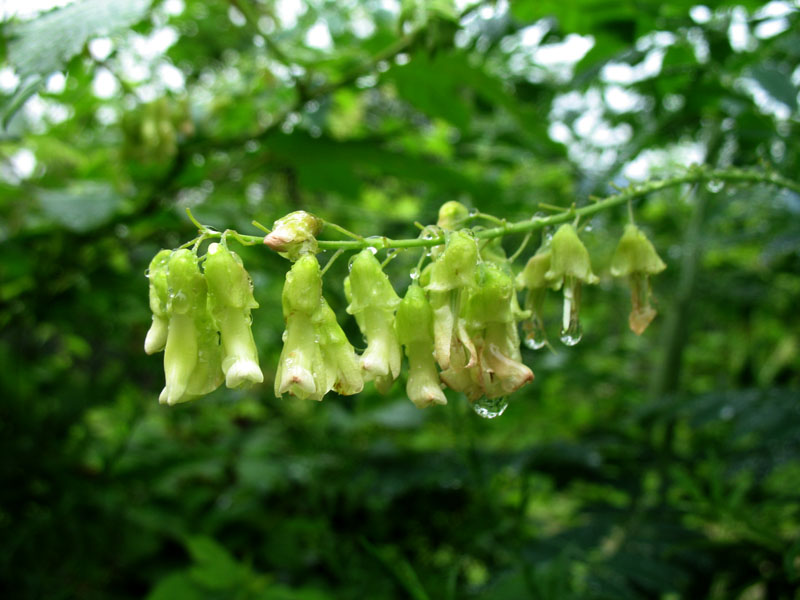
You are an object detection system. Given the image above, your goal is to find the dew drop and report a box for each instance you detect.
[706,180,723,193]
[472,396,509,419]
[560,320,582,346]
[410,268,420,281]
[524,335,547,351]
[367,246,378,255]
[468,208,479,217]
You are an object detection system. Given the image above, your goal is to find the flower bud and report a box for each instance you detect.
[610,224,666,335]
[264,210,323,260]
[145,249,172,354]
[204,243,263,388]
[283,254,323,315]
[396,284,446,408]
[437,201,470,231]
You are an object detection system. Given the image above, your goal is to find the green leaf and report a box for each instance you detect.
[146,573,204,600]
[184,535,248,590]
[6,0,152,79]
[37,181,122,232]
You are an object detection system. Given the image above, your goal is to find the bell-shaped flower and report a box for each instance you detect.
[424,230,479,369]
[545,224,598,346]
[443,263,533,400]
[345,249,402,393]
[204,243,264,388]
[275,254,329,400]
[396,284,446,408]
[145,249,172,354]
[263,210,323,260]
[610,223,667,334]
[160,249,223,405]
[313,299,364,396]
[516,245,552,350]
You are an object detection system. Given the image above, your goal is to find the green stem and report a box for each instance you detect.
[192,168,800,252]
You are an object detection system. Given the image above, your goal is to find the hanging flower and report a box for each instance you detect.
[204,243,263,388]
[516,245,551,350]
[545,224,598,346]
[610,223,667,334]
[144,249,172,355]
[396,283,446,408]
[345,249,402,394]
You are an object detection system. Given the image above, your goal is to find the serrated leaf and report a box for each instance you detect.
[7,0,152,79]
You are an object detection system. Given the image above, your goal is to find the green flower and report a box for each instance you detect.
[144,249,172,354]
[314,299,364,396]
[159,249,224,405]
[345,250,402,394]
[264,210,323,260]
[396,284,446,408]
[275,255,329,400]
[545,224,598,346]
[516,246,552,350]
[424,231,479,369]
[440,263,533,401]
[436,201,470,231]
[610,224,666,334]
[204,243,263,388]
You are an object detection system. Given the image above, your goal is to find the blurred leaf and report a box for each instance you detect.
[37,181,122,232]
[748,65,798,113]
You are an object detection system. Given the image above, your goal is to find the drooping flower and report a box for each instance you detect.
[545,224,598,346]
[204,242,263,388]
[441,262,533,401]
[610,223,667,334]
[424,230,479,370]
[345,249,402,394]
[314,299,364,396]
[396,283,446,408]
[144,249,172,355]
[159,249,224,405]
[516,245,552,350]
[275,254,329,400]
[263,210,323,260]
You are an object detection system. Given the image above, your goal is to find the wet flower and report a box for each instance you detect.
[204,243,263,388]
[437,201,470,231]
[263,210,323,260]
[610,223,666,334]
[345,249,402,394]
[396,284,446,408]
[314,299,364,396]
[545,224,598,345]
[144,249,172,355]
[424,230,479,370]
[159,249,224,405]
[441,262,533,401]
[516,245,552,350]
[275,254,329,400]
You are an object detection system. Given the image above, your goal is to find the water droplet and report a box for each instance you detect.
[560,320,582,346]
[410,268,420,281]
[472,396,509,419]
[706,180,723,193]
[367,246,378,255]
[523,317,547,350]
[584,224,592,232]
[144,268,151,278]
[468,208,479,217]
[524,335,547,350]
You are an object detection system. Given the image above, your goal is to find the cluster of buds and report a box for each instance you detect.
[147,205,667,414]
[145,244,263,405]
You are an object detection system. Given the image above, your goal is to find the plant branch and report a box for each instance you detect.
[203,167,800,252]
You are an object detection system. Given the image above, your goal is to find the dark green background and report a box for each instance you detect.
[1,0,799,598]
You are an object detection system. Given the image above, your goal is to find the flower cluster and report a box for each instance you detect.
[145,243,263,405]
[146,203,667,413]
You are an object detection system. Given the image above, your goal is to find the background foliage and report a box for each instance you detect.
[1,0,799,598]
